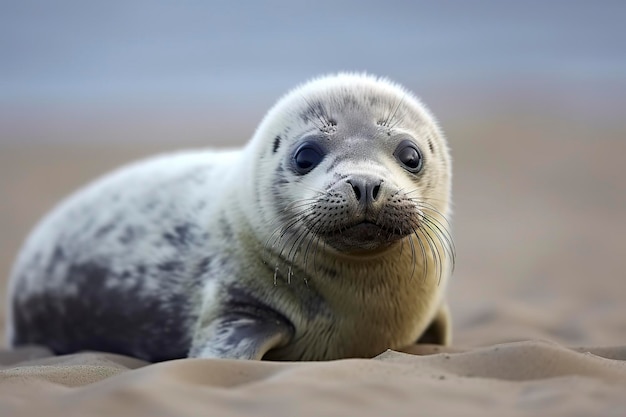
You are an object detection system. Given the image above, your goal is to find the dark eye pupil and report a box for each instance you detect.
[399,147,420,168]
[393,140,423,173]
[296,148,318,169]
[294,143,324,174]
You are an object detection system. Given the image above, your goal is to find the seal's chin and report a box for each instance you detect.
[321,222,405,254]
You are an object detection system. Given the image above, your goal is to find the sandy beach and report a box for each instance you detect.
[0,111,625,415]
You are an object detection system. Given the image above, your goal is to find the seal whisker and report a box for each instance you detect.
[417,218,445,285]
[273,266,279,286]
[413,203,455,259]
[312,232,325,276]
[264,214,301,254]
[299,95,326,130]
[300,94,333,131]
[421,215,456,271]
[405,190,450,204]
[263,210,315,273]
[414,204,453,238]
[408,224,427,281]
[407,229,417,281]
[282,198,318,212]
[412,199,450,218]
[276,214,311,261]
[407,198,455,264]
[297,182,328,195]
[301,217,326,279]
[380,93,404,128]
[284,214,321,282]
[413,216,440,282]
[387,93,407,129]
[300,231,316,281]
[271,205,316,244]
[421,215,454,278]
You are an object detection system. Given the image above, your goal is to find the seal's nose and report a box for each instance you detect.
[347,177,383,207]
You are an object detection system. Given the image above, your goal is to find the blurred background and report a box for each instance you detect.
[1,1,625,347]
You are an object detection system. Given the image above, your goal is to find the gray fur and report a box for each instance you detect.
[7,73,454,362]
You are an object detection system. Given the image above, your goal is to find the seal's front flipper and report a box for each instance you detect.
[416,302,451,345]
[189,313,294,360]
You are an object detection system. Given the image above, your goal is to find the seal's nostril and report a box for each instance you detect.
[351,183,362,201]
[371,184,381,201]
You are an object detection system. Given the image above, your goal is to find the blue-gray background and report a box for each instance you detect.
[2,0,625,143]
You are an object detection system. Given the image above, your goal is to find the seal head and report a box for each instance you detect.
[243,73,452,267]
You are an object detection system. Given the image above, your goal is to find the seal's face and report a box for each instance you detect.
[287,125,428,253]
[250,74,452,266]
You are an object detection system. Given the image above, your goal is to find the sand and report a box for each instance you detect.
[0,116,625,416]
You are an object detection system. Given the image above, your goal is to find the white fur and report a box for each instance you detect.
[7,73,454,361]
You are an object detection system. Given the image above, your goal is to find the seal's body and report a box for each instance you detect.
[7,74,455,361]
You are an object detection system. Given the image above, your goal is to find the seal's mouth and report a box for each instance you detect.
[321,220,407,253]
[342,221,385,240]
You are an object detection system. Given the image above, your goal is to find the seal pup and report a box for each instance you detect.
[7,73,455,362]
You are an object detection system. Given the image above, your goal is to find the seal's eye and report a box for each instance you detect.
[394,140,423,173]
[294,142,325,174]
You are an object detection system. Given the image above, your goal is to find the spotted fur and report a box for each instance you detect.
[7,73,454,362]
